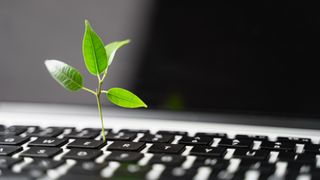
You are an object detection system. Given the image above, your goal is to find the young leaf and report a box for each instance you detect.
[82,20,108,76]
[105,39,130,66]
[44,60,83,91]
[106,88,147,108]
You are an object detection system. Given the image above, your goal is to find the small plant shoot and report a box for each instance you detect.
[45,20,147,142]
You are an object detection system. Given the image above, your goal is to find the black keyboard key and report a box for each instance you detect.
[235,134,269,141]
[179,136,213,146]
[296,153,316,164]
[0,145,23,156]
[0,136,30,145]
[107,141,146,151]
[304,144,320,154]
[278,151,296,161]
[259,162,276,174]
[218,139,253,149]
[193,157,229,169]
[67,139,106,149]
[277,136,311,144]
[260,141,296,151]
[157,130,188,136]
[139,134,174,143]
[105,151,144,163]
[20,147,62,158]
[233,149,269,160]
[105,132,136,141]
[113,164,152,179]
[28,127,64,137]
[190,146,226,157]
[159,167,197,180]
[148,143,185,154]
[28,137,68,147]
[68,161,108,174]
[238,159,259,168]
[0,157,23,169]
[233,135,250,139]
[63,149,102,160]
[119,129,150,134]
[66,128,101,139]
[0,126,28,136]
[195,132,227,138]
[24,159,65,170]
[149,154,186,166]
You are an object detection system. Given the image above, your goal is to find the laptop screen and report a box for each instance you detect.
[1,1,320,118]
[133,1,320,117]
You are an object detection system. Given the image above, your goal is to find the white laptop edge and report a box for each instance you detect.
[1,102,320,142]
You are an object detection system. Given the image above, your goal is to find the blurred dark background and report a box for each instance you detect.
[1,0,320,117]
[134,1,320,117]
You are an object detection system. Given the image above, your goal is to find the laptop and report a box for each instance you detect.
[1,1,320,179]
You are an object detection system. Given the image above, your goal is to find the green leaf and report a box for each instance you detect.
[44,60,83,91]
[105,39,130,66]
[106,88,147,108]
[82,20,108,76]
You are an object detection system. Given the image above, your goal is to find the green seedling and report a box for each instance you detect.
[44,20,147,142]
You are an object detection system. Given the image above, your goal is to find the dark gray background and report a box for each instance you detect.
[0,0,153,105]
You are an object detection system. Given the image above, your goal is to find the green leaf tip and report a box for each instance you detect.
[82,19,108,76]
[105,39,131,66]
[106,87,148,108]
[84,19,90,26]
[44,59,83,92]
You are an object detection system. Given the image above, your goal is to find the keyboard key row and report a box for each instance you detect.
[0,138,319,159]
[0,125,317,147]
[12,145,317,167]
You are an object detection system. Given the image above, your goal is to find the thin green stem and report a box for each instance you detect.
[95,75,106,142]
[97,73,102,92]
[101,68,108,82]
[96,94,106,142]
[81,87,96,95]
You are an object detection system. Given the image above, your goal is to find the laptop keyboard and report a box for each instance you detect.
[0,125,319,180]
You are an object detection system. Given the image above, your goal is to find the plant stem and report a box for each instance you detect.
[82,87,96,95]
[95,74,106,142]
[101,68,109,82]
[96,94,106,142]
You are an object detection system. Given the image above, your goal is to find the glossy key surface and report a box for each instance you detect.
[148,143,185,154]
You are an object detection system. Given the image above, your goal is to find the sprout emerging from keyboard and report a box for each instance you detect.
[44,20,147,142]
